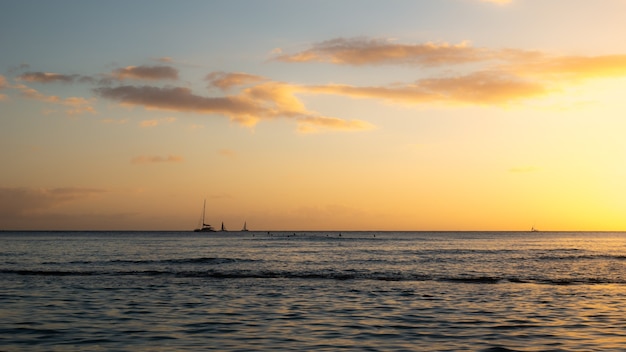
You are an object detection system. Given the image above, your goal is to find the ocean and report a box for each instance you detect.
[1,231,626,351]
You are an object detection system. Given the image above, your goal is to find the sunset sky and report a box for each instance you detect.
[2,0,626,231]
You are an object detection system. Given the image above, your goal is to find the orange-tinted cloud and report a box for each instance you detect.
[511,54,626,82]
[0,187,105,216]
[307,71,546,105]
[95,82,373,132]
[15,84,96,115]
[276,37,626,105]
[297,116,375,134]
[275,37,486,66]
[276,37,626,83]
[131,155,184,164]
[111,65,179,81]
[206,71,267,90]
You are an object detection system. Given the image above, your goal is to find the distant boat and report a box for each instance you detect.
[193,200,216,232]
[220,222,228,232]
[531,226,539,232]
[241,222,249,232]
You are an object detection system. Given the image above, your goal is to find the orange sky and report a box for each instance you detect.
[1,0,626,230]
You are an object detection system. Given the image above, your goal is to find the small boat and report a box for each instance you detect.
[220,222,228,232]
[531,226,539,232]
[193,200,216,232]
[241,222,249,231]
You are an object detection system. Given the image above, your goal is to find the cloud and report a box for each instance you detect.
[306,71,546,105]
[14,39,626,133]
[0,187,105,216]
[95,85,262,124]
[511,54,626,82]
[275,37,626,84]
[14,84,96,115]
[275,37,626,106]
[131,155,184,164]
[206,71,267,90]
[17,72,95,83]
[155,57,174,63]
[275,37,487,66]
[296,116,375,133]
[111,65,179,81]
[95,82,373,132]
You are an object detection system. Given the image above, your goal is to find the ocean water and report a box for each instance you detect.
[2,231,626,351]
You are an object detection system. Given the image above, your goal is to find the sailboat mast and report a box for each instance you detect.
[202,199,206,225]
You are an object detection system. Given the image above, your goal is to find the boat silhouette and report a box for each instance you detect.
[193,200,216,232]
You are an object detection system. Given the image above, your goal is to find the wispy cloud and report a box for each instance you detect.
[111,65,179,81]
[10,38,626,132]
[206,71,267,91]
[155,57,174,63]
[306,71,546,105]
[95,80,373,132]
[510,54,626,82]
[297,116,375,134]
[131,155,184,164]
[275,37,626,106]
[0,187,105,216]
[18,72,93,84]
[274,37,485,66]
[14,84,96,115]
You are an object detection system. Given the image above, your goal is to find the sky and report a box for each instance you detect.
[2,0,626,231]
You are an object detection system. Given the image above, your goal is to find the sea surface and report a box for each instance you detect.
[2,231,626,351]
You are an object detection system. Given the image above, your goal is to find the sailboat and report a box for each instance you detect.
[193,200,215,232]
[241,222,249,232]
[220,222,227,232]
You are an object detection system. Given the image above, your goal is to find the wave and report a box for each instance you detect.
[40,257,258,266]
[537,254,626,261]
[2,268,624,285]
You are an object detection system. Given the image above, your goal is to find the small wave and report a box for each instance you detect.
[442,276,502,284]
[538,254,626,261]
[2,269,624,285]
[481,347,522,352]
[111,257,256,265]
[37,257,253,266]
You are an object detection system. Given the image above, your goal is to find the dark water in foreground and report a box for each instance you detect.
[2,231,626,351]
